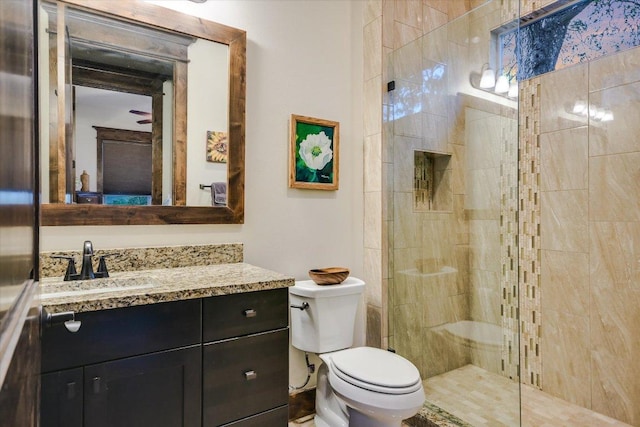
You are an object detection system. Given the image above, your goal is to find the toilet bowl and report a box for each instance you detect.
[290,278,425,427]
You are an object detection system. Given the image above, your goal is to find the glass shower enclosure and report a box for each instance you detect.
[386,0,640,425]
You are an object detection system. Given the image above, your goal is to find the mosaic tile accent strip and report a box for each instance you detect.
[518,77,542,389]
[414,151,434,211]
[500,110,520,381]
[40,243,243,278]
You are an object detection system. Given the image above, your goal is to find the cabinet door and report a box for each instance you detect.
[203,329,288,426]
[84,346,201,427]
[41,368,83,427]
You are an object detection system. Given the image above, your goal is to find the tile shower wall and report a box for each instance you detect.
[536,46,640,425]
[368,1,639,425]
[385,1,520,379]
[363,0,484,351]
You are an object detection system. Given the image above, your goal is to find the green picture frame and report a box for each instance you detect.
[289,114,339,190]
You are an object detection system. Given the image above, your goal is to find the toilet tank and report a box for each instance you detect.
[289,277,365,353]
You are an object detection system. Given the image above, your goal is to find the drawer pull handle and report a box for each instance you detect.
[92,377,101,394]
[243,309,257,318]
[244,370,257,381]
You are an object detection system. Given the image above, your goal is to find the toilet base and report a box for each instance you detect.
[315,362,348,427]
[315,360,418,427]
[348,407,406,427]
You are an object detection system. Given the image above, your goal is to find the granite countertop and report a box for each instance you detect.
[40,263,294,314]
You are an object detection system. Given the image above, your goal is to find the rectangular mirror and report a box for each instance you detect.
[40,0,245,225]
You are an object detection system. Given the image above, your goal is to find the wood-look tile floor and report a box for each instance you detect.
[423,364,632,427]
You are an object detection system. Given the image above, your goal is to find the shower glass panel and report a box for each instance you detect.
[387,0,640,426]
[386,1,521,425]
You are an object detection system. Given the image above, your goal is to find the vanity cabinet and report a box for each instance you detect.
[41,288,290,427]
[202,289,289,426]
[41,299,202,427]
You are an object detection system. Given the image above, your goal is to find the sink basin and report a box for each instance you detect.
[41,278,156,300]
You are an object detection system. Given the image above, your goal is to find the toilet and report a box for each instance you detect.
[289,277,425,427]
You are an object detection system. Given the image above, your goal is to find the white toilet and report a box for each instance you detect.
[289,277,425,427]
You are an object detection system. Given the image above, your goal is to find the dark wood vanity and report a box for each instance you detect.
[39,255,293,427]
[41,288,289,427]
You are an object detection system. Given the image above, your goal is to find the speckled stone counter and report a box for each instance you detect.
[41,262,294,314]
[40,243,243,278]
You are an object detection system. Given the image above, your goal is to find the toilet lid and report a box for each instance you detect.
[330,347,421,394]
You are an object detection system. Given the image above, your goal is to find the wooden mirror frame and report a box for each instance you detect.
[41,0,245,225]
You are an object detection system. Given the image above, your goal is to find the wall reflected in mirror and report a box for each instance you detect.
[39,0,229,208]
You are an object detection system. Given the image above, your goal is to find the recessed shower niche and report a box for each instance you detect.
[413,150,452,212]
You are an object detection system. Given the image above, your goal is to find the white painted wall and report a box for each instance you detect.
[40,1,365,390]
[74,86,152,193]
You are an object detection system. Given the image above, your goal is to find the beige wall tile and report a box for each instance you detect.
[421,21,448,63]
[393,84,423,137]
[395,0,422,29]
[382,163,393,220]
[393,135,420,192]
[432,168,452,210]
[540,64,588,133]
[392,39,424,83]
[541,310,592,408]
[423,113,449,152]
[364,0,382,25]
[447,0,471,21]
[393,302,424,365]
[393,192,423,248]
[364,192,382,249]
[422,217,455,265]
[364,133,382,192]
[591,350,640,425]
[465,167,500,212]
[364,18,383,82]
[422,61,448,114]
[394,21,423,49]
[364,247,382,298]
[466,113,503,170]
[469,269,501,324]
[590,221,640,290]
[540,250,589,316]
[364,76,383,136]
[540,127,588,192]
[590,284,640,356]
[382,0,395,48]
[589,153,640,222]
[451,144,466,196]
[540,190,588,252]
[424,0,447,14]
[469,219,500,272]
[423,3,448,34]
[589,45,640,92]
[589,81,640,157]
[366,304,383,348]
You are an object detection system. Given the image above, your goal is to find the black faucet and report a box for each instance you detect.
[54,240,112,281]
[79,240,95,280]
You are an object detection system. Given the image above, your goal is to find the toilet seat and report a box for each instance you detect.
[329,347,422,395]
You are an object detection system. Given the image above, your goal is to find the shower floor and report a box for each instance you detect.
[418,365,631,427]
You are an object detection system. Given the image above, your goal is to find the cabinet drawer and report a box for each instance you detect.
[222,405,288,426]
[203,288,288,342]
[203,329,288,426]
[42,299,201,373]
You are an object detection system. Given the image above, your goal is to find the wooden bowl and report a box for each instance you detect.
[308,267,349,285]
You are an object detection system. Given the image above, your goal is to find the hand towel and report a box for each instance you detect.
[211,182,227,206]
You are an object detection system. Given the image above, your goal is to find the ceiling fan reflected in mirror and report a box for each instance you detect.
[129,109,151,125]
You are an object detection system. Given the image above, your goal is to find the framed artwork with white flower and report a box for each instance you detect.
[289,114,339,190]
